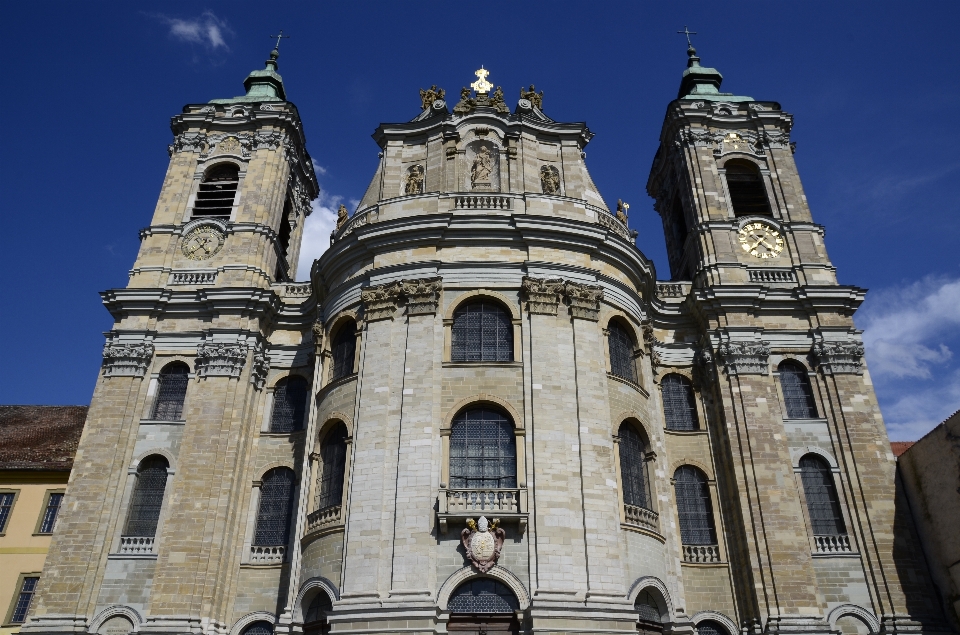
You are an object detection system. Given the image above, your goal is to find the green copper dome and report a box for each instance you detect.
[210,49,286,104]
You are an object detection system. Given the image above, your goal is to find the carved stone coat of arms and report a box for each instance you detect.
[461,516,505,573]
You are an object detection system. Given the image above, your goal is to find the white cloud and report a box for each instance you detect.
[158,11,231,50]
[296,191,361,281]
[873,368,960,441]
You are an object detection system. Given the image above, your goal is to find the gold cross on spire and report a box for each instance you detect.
[470,66,492,95]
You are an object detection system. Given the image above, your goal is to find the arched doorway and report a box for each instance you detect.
[302,590,332,635]
[447,578,520,634]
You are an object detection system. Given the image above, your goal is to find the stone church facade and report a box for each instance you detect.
[21,45,950,635]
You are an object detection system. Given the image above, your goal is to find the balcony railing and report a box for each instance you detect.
[118,536,155,555]
[623,504,659,532]
[169,271,217,286]
[814,534,852,554]
[596,208,632,240]
[748,268,797,284]
[333,206,379,242]
[454,195,512,210]
[250,545,285,565]
[437,488,528,535]
[305,505,342,536]
[656,281,691,298]
[682,544,721,563]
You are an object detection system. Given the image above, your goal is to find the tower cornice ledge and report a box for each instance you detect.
[100,287,282,322]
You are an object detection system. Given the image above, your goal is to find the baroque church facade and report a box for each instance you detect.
[21,45,949,635]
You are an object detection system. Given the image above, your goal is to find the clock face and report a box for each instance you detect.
[181,226,224,260]
[737,221,785,259]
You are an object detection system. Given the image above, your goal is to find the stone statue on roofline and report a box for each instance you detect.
[520,84,544,109]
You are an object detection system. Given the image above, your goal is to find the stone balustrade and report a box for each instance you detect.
[118,536,155,554]
[814,534,852,554]
[442,488,520,514]
[454,195,511,210]
[682,544,721,563]
[623,504,659,532]
[748,268,797,284]
[169,271,217,285]
[306,505,342,535]
[250,545,285,565]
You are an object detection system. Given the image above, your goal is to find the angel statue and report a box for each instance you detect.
[419,85,445,110]
[520,84,544,109]
[471,146,493,189]
[616,199,629,225]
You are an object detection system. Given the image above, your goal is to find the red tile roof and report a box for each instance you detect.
[891,441,915,458]
[0,406,87,471]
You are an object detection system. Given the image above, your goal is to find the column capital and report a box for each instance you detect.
[521,276,564,315]
[563,281,603,321]
[360,280,403,322]
[401,276,443,316]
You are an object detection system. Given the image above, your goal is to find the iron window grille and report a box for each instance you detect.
[725,161,772,217]
[661,374,699,431]
[254,468,295,547]
[618,423,650,509]
[608,322,637,382]
[39,492,63,534]
[674,465,717,545]
[447,579,520,613]
[331,325,356,380]
[799,455,846,535]
[242,622,274,635]
[193,164,239,219]
[451,302,513,363]
[11,576,39,623]
[153,363,189,421]
[779,363,818,419]
[317,423,348,511]
[270,376,309,433]
[635,590,662,624]
[696,621,728,635]
[450,409,517,489]
[0,493,14,532]
[304,591,333,624]
[124,457,169,537]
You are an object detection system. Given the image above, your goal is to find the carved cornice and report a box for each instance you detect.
[102,343,155,378]
[196,342,247,378]
[521,276,564,315]
[250,341,270,389]
[563,281,603,321]
[402,277,443,316]
[716,341,771,376]
[360,281,403,322]
[812,341,865,375]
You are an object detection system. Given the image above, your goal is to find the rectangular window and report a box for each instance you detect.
[39,493,64,534]
[11,576,39,623]
[0,493,15,532]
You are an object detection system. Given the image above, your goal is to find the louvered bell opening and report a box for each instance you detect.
[725,161,771,217]
[193,165,239,218]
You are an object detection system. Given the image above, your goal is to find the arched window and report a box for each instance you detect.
[241,622,273,635]
[448,578,520,613]
[254,467,296,547]
[450,408,516,489]
[452,301,513,362]
[724,160,771,217]
[635,590,663,635]
[696,621,729,635]
[661,374,699,431]
[316,423,348,511]
[779,362,818,419]
[304,591,332,635]
[193,163,239,218]
[618,423,650,510]
[270,376,309,433]
[608,321,637,382]
[124,456,169,538]
[153,362,189,421]
[799,455,846,536]
[331,322,356,380]
[674,466,716,545]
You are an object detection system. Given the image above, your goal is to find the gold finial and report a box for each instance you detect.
[471,66,492,95]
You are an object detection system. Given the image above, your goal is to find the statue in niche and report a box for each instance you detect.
[490,86,509,113]
[453,87,476,115]
[540,165,560,194]
[336,204,349,230]
[419,85,445,110]
[616,199,629,225]
[404,164,424,195]
[521,84,544,109]
[471,146,494,190]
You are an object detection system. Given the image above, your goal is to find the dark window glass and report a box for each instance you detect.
[153,363,189,421]
[270,376,309,433]
[661,374,699,431]
[448,579,520,613]
[800,455,846,535]
[450,409,517,489]
[124,457,169,537]
[242,622,274,635]
[305,591,333,624]
[331,324,356,380]
[779,363,817,419]
[608,322,637,382]
[254,468,295,546]
[11,577,39,623]
[39,492,63,533]
[452,302,513,362]
[317,423,348,511]
[696,621,728,635]
[725,161,771,217]
[276,198,293,282]
[635,590,662,624]
[0,493,14,532]
[674,466,716,545]
[193,164,239,219]
[618,423,649,509]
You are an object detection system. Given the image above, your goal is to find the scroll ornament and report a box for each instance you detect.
[461,516,505,573]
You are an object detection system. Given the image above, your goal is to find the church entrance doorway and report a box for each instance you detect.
[447,578,521,635]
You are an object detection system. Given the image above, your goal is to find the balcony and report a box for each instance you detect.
[303,505,343,541]
[454,194,512,210]
[250,545,285,565]
[682,544,721,563]
[438,488,528,535]
[814,534,853,554]
[623,504,659,532]
[118,536,155,555]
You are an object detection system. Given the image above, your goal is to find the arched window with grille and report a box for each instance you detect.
[330,322,357,381]
[451,301,513,362]
[799,455,846,536]
[316,422,348,511]
[779,362,818,419]
[696,621,729,635]
[724,160,771,217]
[193,163,239,219]
[673,466,716,546]
[303,591,332,635]
[270,376,309,433]
[241,622,273,635]
[448,578,520,613]
[635,589,663,635]
[450,408,516,489]
[124,456,169,538]
[254,467,296,546]
[608,321,637,383]
[618,422,650,510]
[661,374,699,431]
[152,362,189,421]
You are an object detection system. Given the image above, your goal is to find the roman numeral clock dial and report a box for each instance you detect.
[737,221,785,259]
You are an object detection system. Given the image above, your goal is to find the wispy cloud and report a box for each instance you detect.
[295,170,359,281]
[154,11,232,51]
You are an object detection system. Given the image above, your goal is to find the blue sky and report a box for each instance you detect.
[1,2,958,441]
